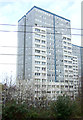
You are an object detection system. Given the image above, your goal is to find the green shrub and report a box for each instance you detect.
[2,102,28,120]
[2,97,81,120]
[2,101,39,120]
[37,109,51,118]
[26,108,39,119]
[51,95,77,120]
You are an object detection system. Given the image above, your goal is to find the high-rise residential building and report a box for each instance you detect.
[72,44,81,96]
[17,6,79,99]
[81,2,83,82]
[81,1,83,111]
[72,44,81,78]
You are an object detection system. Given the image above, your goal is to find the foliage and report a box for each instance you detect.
[2,101,52,120]
[2,79,82,120]
[2,96,82,120]
[2,101,28,120]
[51,95,79,120]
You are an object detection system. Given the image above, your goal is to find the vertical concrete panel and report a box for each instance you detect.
[81,1,83,115]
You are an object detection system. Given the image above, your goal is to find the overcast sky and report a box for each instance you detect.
[0,0,82,83]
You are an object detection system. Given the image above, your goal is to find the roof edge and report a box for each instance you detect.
[72,44,81,48]
[18,15,26,22]
[26,6,35,15]
[33,6,70,22]
[18,6,70,22]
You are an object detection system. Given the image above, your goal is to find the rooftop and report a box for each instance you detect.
[18,6,70,22]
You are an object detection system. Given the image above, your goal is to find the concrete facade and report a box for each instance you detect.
[17,6,79,99]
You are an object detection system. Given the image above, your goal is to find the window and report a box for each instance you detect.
[35,44,40,48]
[42,85,46,87]
[68,42,71,45]
[57,85,59,88]
[42,79,46,82]
[69,70,73,73]
[69,66,72,68]
[63,41,66,44]
[42,67,46,71]
[61,85,64,88]
[42,91,46,93]
[64,55,67,58]
[42,62,46,65]
[65,75,68,77]
[68,47,71,50]
[35,91,40,93]
[68,56,71,59]
[42,45,45,48]
[35,39,40,43]
[68,51,71,54]
[42,73,46,76]
[35,79,40,81]
[73,57,77,59]
[41,35,45,38]
[68,61,72,64]
[35,49,40,53]
[52,85,55,88]
[67,38,71,41]
[35,34,40,37]
[35,61,40,64]
[48,85,51,87]
[65,80,68,83]
[47,91,51,93]
[35,85,40,88]
[35,28,40,32]
[42,40,45,44]
[42,56,46,59]
[65,86,68,88]
[69,75,73,78]
[63,37,66,40]
[69,86,73,88]
[42,51,45,53]
[35,73,40,76]
[64,46,67,49]
[35,23,37,26]
[35,67,40,70]
[41,30,45,34]
[64,60,67,63]
[65,65,68,68]
[35,55,40,59]
[64,50,67,53]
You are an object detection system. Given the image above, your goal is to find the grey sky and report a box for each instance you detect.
[0,0,82,82]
